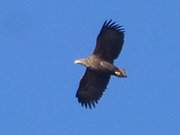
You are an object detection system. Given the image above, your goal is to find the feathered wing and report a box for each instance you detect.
[76,69,111,108]
[93,20,125,63]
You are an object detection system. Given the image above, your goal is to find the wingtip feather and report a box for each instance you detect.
[102,19,125,33]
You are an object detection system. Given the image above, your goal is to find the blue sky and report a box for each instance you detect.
[0,0,179,134]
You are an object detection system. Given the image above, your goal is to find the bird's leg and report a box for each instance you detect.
[100,61,127,77]
[114,68,127,77]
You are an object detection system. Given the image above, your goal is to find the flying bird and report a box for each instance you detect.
[74,20,127,108]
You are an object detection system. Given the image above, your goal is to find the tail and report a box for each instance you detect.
[114,68,127,78]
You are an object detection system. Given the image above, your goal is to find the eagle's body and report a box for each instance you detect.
[74,20,127,108]
[75,55,125,76]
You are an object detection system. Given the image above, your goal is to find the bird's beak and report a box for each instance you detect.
[74,60,82,64]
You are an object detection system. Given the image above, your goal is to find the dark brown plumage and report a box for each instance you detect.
[74,20,127,108]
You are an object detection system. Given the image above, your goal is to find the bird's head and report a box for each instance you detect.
[74,58,89,67]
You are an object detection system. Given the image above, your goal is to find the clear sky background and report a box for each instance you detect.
[0,0,179,135]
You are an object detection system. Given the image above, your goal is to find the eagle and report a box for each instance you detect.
[74,20,127,108]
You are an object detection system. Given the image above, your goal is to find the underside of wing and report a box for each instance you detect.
[93,20,125,62]
[76,69,111,108]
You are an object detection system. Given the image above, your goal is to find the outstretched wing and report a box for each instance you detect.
[76,69,111,108]
[93,20,124,63]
